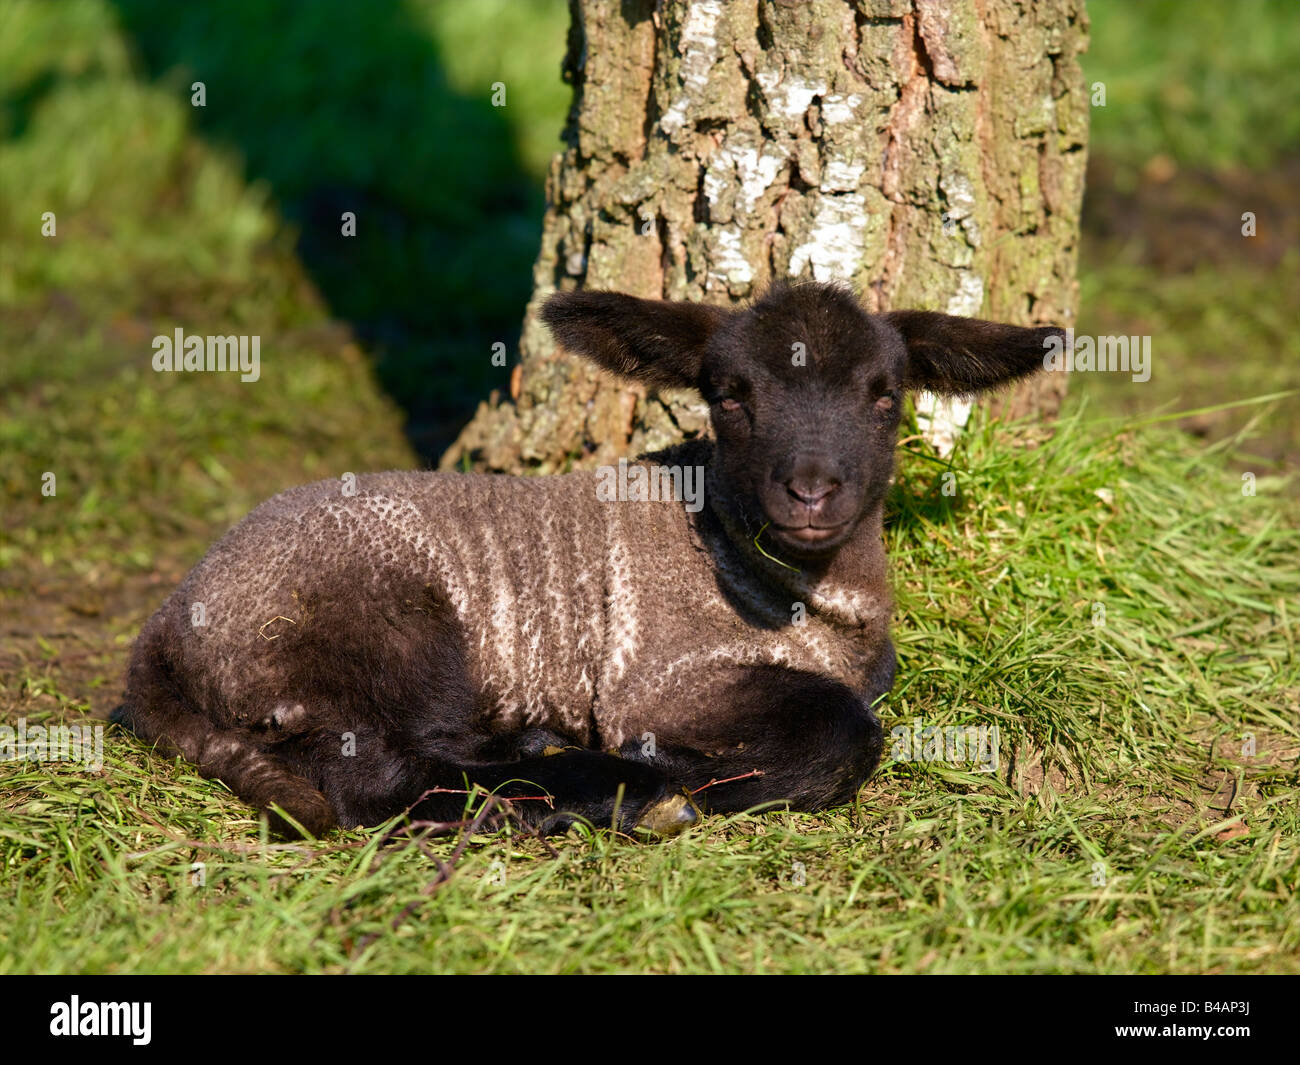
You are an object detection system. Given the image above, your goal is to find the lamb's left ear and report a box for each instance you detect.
[884,310,1065,396]
[541,290,731,391]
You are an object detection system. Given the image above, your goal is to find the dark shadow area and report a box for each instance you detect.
[111,0,544,462]
[883,474,961,541]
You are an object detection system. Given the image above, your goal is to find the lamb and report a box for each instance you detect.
[113,281,1061,837]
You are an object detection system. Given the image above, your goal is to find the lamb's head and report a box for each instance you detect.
[542,281,1063,559]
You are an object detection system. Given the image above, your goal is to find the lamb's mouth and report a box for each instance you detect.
[769,520,851,548]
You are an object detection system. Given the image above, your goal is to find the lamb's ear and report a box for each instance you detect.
[884,310,1065,396]
[540,290,731,391]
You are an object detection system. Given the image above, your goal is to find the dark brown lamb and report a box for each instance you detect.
[114,281,1060,836]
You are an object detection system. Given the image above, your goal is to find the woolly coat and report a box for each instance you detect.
[152,440,892,751]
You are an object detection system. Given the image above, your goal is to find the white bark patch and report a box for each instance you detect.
[703,136,789,215]
[946,272,985,317]
[916,273,985,456]
[820,157,866,192]
[820,93,863,127]
[756,70,827,121]
[940,171,975,217]
[708,224,754,286]
[788,193,868,282]
[940,171,981,246]
[914,392,973,458]
[702,162,726,210]
[736,143,788,210]
[660,0,724,135]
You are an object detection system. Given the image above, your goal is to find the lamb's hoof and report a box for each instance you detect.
[513,728,573,758]
[636,792,699,837]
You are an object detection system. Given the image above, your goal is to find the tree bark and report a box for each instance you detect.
[442,0,1088,474]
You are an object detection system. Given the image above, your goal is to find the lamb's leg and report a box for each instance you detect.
[112,697,336,839]
[113,614,338,836]
[405,749,691,835]
[249,713,691,835]
[620,660,891,814]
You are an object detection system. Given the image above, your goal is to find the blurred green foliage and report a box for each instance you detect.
[1,0,570,464]
[1084,0,1300,180]
[1078,0,1300,468]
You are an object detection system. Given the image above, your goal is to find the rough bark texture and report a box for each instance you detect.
[442,0,1089,474]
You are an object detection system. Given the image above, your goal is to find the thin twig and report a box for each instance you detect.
[691,768,765,795]
[420,784,555,806]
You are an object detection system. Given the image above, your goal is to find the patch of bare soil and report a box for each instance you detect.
[0,560,188,722]
[1005,724,1298,840]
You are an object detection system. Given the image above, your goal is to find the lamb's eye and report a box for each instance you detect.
[875,391,898,412]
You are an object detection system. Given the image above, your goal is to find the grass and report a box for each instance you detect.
[1074,256,1300,470]
[3,407,1296,974]
[1,0,1297,974]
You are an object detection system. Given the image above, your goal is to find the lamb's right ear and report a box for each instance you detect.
[540,290,730,391]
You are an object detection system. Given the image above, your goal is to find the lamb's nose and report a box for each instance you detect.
[777,453,843,512]
[786,479,838,507]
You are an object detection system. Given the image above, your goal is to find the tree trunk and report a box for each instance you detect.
[442,0,1088,474]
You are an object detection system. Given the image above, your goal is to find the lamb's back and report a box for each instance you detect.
[154,470,610,739]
